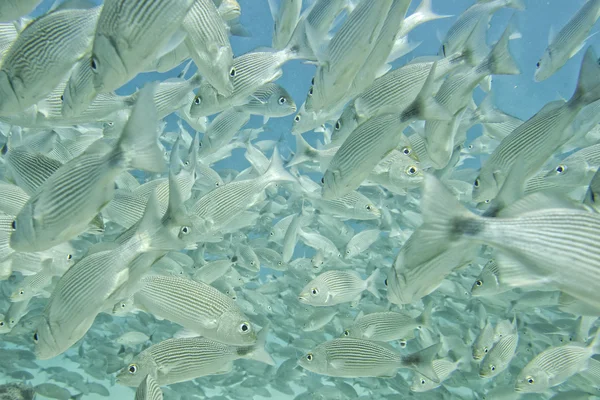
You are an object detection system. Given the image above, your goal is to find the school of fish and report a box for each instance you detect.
[0,0,599,399]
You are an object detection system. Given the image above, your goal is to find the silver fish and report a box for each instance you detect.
[91,0,195,92]
[298,269,380,307]
[116,326,274,386]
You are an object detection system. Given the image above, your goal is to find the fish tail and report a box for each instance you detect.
[365,268,381,299]
[246,325,276,366]
[402,342,442,383]
[265,147,296,183]
[403,174,482,267]
[404,61,452,122]
[486,19,520,76]
[417,297,434,329]
[413,0,453,23]
[571,47,600,108]
[114,83,166,173]
[136,190,184,252]
[506,0,526,11]
[286,133,318,167]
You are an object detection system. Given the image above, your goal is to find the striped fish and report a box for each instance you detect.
[10,85,165,252]
[479,333,519,378]
[135,375,163,400]
[270,0,302,50]
[0,6,101,115]
[190,49,294,118]
[298,269,380,307]
[92,0,196,92]
[5,149,63,195]
[298,337,440,382]
[183,0,234,96]
[535,0,600,81]
[133,274,256,346]
[473,48,600,203]
[116,326,275,386]
[343,306,430,342]
[237,83,296,119]
[62,59,97,118]
[190,148,295,233]
[33,193,185,360]
[516,334,600,392]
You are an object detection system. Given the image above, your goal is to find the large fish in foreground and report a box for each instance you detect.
[10,84,165,252]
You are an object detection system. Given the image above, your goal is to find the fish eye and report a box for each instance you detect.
[180,226,190,235]
[484,347,488,353]
[33,332,38,341]
[67,254,73,260]
[11,220,16,230]
[468,144,473,149]
[308,87,313,96]
[229,67,236,77]
[474,178,480,188]
[91,57,98,72]
[193,96,201,105]
[421,379,426,385]
[128,364,137,374]
[475,280,483,286]
[184,160,190,166]
[366,205,372,210]
[536,61,540,68]
[311,288,318,295]
[555,164,566,174]
[406,166,418,175]
[384,278,388,286]
[0,321,4,327]
[527,377,534,384]
[121,303,126,308]
[335,120,341,130]
[484,199,490,204]
[306,353,313,361]
[441,44,447,57]
[490,365,496,371]
[402,147,411,155]
[311,77,315,85]
[19,289,24,295]
[60,95,64,101]
[294,115,301,122]
[343,330,350,336]
[399,340,407,348]
[239,322,250,332]
[321,177,325,184]
[278,96,287,105]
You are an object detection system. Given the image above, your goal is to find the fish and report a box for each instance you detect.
[473,47,600,203]
[535,0,600,81]
[515,334,600,392]
[33,193,185,360]
[0,5,101,115]
[479,333,519,378]
[10,84,165,252]
[132,274,256,345]
[298,338,441,382]
[342,303,431,342]
[298,269,381,307]
[116,326,274,386]
[269,0,302,50]
[183,0,235,96]
[91,0,196,92]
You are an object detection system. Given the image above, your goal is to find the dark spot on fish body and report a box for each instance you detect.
[401,105,420,122]
[450,217,483,238]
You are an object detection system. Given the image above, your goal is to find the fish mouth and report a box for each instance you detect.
[298,295,308,302]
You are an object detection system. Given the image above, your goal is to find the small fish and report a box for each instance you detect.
[116,326,274,386]
[116,331,151,346]
[515,334,600,392]
[343,303,431,342]
[473,320,495,361]
[344,229,381,258]
[298,338,440,382]
[535,0,600,81]
[298,269,380,306]
[479,333,519,378]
